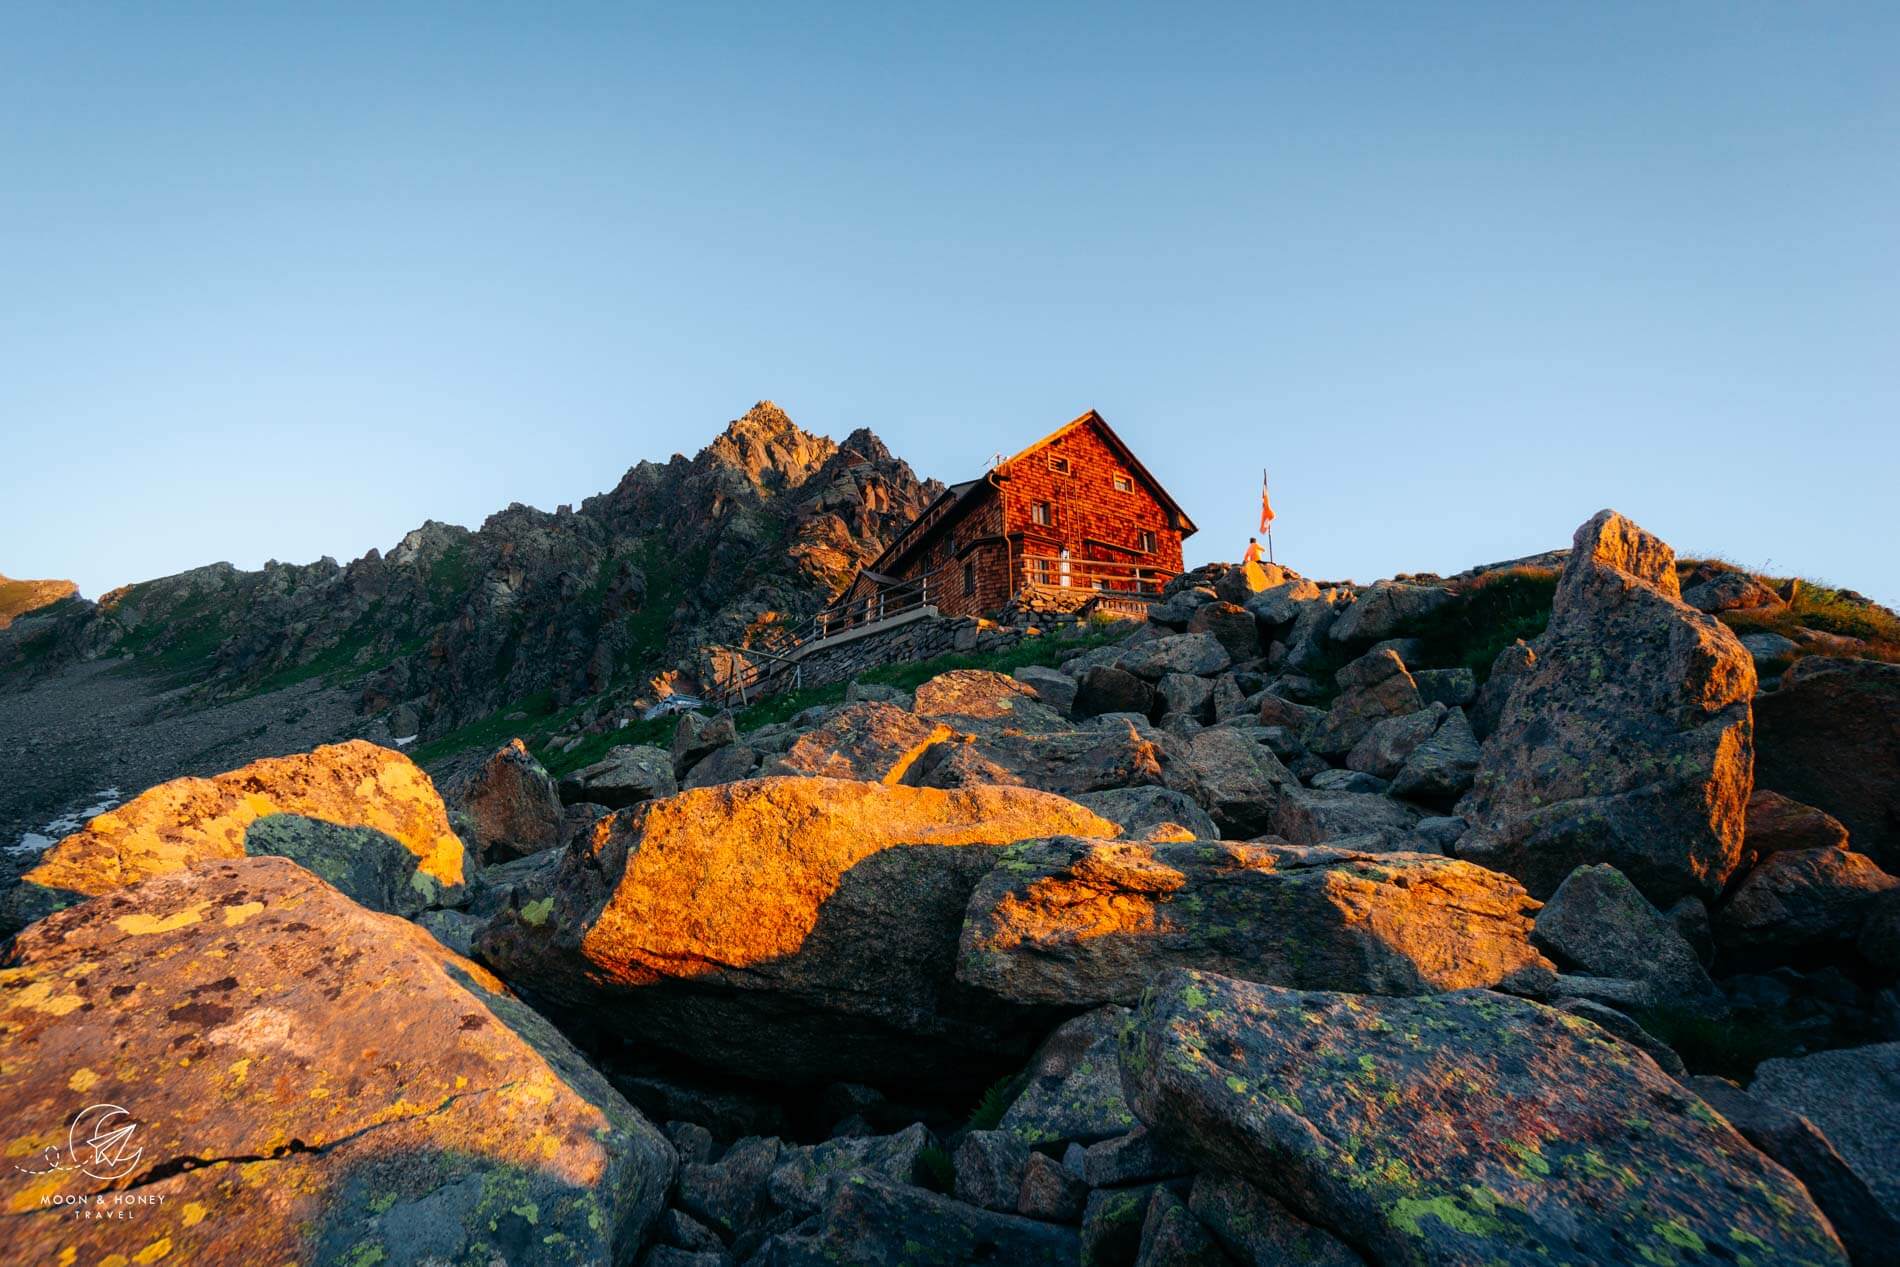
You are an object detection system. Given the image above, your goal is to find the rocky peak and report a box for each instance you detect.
[0,573,78,629]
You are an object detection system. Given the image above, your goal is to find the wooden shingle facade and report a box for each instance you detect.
[839,410,1197,621]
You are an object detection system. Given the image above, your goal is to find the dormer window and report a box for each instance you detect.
[1113,474,1133,493]
[1048,455,1071,475]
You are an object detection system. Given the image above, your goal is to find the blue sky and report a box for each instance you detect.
[4,3,1896,604]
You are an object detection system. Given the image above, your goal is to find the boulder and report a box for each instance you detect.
[1328,580,1455,644]
[1075,787,1220,841]
[1756,657,1900,871]
[1745,788,1851,865]
[1715,846,1898,962]
[1188,1173,1364,1266]
[1308,648,1424,756]
[1076,665,1160,719]
[1257,691,1326,736]
[1135,1186,1228,1267]
[1740,630,1799,667]
[767,1122,934,1219]
[998,1007,1141,1147]
[1752,1043,1900,1226]
[1530,863,1723,1018]
[1271,787,1421,850]
[1468,639,1534,741]
[1080,1128,1189,1188]
[754,1172,1079,1265]
[1017,1150,1090,1222]
[911,718,1172,799]
[1244,578,1322,631]
[1389,708,1481,803]
[0,856,673,1266]
[560,743,679,808]
[1013,664,1079,715]
[1457,511,1756,905]
[1155,672,1215,722]
[1687,1076,1900,1267]
[914,668,1044,721]
[671,710,737,776]
[761,702,955,784]
[1186,601,1259,662]
[1345,704,1446,780]
[5,739,467,932]
[676,1134,782,1241]
[1121,968,1847,1266]
[1164,726,1293,837]
[474,777,1115,1084]
[955,1130,1032,1212]
[1119,633,1233,681]
[1309,768,1390,794]
[1682,569,1785,613]
[244,813,461,917]
[682,741,760,789]
[960,839,1548,1007]
[458,737,564,861]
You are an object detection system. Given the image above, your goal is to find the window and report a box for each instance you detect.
[1032,501,1053,527]
[963,562,976,596]
[1139,529,1157,553]
[1113,473,1133,493]
[1048,454,1071,475]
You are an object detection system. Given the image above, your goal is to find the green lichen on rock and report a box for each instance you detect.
[1120,969,1848,1266]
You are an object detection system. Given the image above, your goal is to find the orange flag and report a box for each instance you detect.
[1259,469,1275,533]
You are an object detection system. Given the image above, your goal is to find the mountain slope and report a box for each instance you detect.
[0,403,939,741]
[0,574,77,630]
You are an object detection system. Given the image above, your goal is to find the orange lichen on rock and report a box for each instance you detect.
[574,777,1118,982]
[21,740,465,898]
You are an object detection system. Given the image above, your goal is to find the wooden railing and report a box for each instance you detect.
[1018,554,1172,596]
[707,571,941,710]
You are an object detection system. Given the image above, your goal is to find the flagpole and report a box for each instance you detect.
[1263,468,1274,565]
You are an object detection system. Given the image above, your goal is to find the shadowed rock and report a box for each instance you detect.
[456,737,564,861]
[1121,968,1847,1267]
[959,839,1548,1007]
[1716,846,1898,963]
[0,856,673,1266]
[1756,657,1900,871]
[3,739,466,932]
[1751,1043,1900,1228]
[1530,863,1723,1018]
[752,1171,1079,1265]
[557,742,678,807]
[474,777,1115,1085]
[1457,511,1756,904]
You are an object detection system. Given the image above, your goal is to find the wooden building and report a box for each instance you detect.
[837,410,1197,623]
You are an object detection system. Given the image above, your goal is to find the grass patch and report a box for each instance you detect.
[1408,567,1559,679]
[1680,559,1900,668]
[914,1145,955,1194]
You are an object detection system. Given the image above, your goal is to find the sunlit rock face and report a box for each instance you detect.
[473,776,1118,1086]
[958,838,1549,1007]
[1121,969,1848,1267]
[0,856,674,1267]
[2,739,466,931]
[1456,510,1756,905]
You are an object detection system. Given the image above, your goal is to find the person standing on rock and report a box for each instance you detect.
[1242,536,1270,590]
